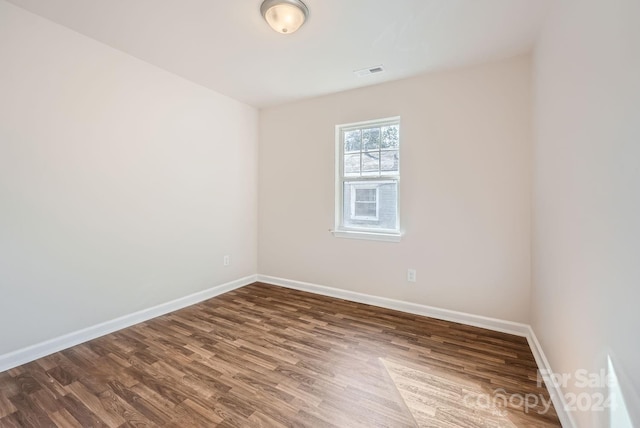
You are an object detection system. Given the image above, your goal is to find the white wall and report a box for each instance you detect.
[0,1,258,355]
[532,0,640,426]
[259,55,532,323]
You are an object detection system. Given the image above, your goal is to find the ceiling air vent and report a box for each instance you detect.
[354,65,385,77]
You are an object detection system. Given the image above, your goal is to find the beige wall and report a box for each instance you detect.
[0,2,258,355]
[259,55,532,323]
[532,0,640,425]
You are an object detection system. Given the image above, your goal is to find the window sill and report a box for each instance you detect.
[332,229,402,243]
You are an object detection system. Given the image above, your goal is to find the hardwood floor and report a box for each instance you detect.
[0,282,561,427]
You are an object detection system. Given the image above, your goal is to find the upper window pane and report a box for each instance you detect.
[344,130,361,153]
[362,128,381,151]
[361,152,380,173]
[381,150,399,173]
[344,153,361,176]
[382,125,399,149]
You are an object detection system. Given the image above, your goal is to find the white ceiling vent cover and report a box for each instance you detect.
[354,65,385,77]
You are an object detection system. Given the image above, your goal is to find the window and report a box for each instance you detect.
[350,184,379,221]
[335,117,400,241]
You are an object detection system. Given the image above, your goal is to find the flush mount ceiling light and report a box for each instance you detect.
[260,0,309,35]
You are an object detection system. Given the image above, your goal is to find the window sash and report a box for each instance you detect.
[341,125,400,178]
[340,178,399,232]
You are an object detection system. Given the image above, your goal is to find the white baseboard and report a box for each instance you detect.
[0,274,257,373]
[257,274,576,428]
[526,327,577,428]
[256,275,530,337]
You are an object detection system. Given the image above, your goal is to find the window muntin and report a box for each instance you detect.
[336,117,400,236]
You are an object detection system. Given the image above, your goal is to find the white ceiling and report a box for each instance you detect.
[6,0,552,108]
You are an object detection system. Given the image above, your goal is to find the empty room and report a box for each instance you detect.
[0,0,638,427]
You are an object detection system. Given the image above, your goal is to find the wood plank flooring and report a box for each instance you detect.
[0,282,561,427]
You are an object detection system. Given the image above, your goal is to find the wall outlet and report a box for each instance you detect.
[407,269,416,282]
[223,255,230,267]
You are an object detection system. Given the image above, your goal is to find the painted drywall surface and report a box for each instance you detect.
[0,1,258,355]
[259,56,532,323]
[532,0,640,426]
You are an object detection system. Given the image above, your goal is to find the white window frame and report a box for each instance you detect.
[334,116,401,242]
[350,184,380,221]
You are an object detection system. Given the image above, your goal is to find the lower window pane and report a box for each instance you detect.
[343,180,397,231]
